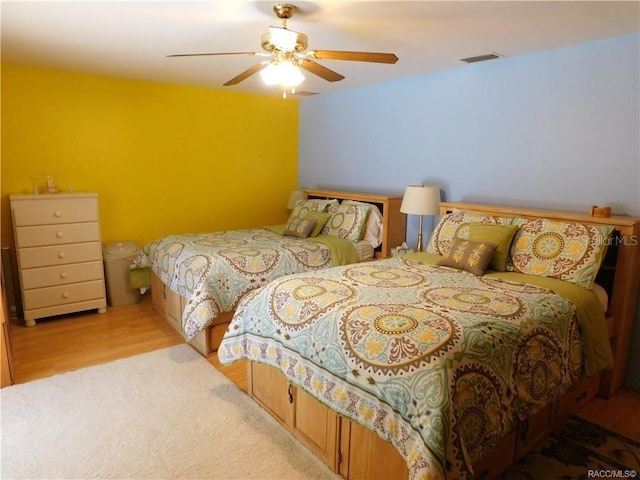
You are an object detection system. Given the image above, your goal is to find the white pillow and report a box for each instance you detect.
[342,200,383,248]
[590,283,609,312]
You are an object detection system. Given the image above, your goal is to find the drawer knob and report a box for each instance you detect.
[56,231,64,239]
[54,210,63,217]
[60,272,69,279]
[58,252,66,259]
[62,292,70,299]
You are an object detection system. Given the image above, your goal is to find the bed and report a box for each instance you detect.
[136,189,407,356]
[218,201,640,480]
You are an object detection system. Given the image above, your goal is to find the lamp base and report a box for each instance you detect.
[417,232,423,252]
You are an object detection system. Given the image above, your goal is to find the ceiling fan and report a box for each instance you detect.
[167,3,399,96]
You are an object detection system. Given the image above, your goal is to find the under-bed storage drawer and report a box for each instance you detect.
[151,273,183,332]
[249,362,340,472]
[515,402,555,459]
[251,362,291,427]
[555,374,601,426]
[339,417,409,480]
[151,272,232,356]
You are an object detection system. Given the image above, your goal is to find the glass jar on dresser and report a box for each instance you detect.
[9,193,107,326]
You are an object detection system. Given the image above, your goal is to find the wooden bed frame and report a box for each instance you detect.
[244,201,640,480]
[151,189,407,356]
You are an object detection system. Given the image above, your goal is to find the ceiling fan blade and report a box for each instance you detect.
[166,52,258,58]
[223,62,268,86]
[311,50,398,64]
[299,59,345,82]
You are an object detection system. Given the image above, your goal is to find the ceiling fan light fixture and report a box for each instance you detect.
[262,27,307,53]
[259,60,305,87]
[168,2,397,91]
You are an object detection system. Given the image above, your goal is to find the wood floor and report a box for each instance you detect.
[5,294,640,442]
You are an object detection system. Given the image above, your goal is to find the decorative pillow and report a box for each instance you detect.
[427,210,514,256]
[322,203,371,242]
[283,217,317,238]
[342,200,384,248]
[467,223,519,272]
[438,237,497,276]
[288,199,337,223]
[506,218,614,288]
[304,211,331,237]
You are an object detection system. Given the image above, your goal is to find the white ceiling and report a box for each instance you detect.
[2,1,639,97]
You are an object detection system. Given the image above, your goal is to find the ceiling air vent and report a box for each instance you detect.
[460,53,504,64]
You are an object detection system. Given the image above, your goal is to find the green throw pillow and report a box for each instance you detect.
[304,211,332,237]
[468,223,518,272]
[438,237,497,276]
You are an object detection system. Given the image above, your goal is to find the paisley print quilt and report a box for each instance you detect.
[219,256,602,480]
[130,228,356,340]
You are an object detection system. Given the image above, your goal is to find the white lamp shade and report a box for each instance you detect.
[400,185,441,215]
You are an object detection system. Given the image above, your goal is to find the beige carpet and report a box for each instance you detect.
[1,345,340,480]
[5,345,637,480]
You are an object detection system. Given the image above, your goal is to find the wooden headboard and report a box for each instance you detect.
[440,201,640,398]
[303,189,406,259]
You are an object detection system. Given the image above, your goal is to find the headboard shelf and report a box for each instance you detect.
[303,189,407,259]
[440,202,639,234]
[440,201,640,398]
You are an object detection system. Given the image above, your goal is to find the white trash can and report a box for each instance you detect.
[103,241,142,307]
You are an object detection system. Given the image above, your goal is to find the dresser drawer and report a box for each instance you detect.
[15,222,101,248]
[23,280,106,310]
[12,197,98,227]
[17,242,103,269]
[20,261,104,290]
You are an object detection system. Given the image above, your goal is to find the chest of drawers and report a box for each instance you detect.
[10,193,107,326]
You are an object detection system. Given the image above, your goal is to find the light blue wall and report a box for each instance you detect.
[298,33,640,389]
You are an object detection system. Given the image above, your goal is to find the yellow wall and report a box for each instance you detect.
[1,63,299,249]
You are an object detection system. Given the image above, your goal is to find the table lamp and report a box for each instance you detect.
[400,185,441,252]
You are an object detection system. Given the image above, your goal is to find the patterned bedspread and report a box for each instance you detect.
[130,228,356,340]
[219,256,599,479]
